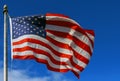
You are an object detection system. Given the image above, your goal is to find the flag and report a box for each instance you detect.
[10,13,95,78]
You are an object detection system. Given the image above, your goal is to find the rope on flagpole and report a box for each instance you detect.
[3,4,8,81]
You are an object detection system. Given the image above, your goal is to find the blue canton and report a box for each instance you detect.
[11,15,46,39]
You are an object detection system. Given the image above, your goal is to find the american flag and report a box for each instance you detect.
[10,13,95,78]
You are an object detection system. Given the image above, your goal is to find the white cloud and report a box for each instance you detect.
[0,60,74,81]
[0,68,50,81]
[48,71,68,81]
[0,68,73,81]
[8,70,50,81]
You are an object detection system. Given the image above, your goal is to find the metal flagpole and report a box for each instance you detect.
[3,5,8,81]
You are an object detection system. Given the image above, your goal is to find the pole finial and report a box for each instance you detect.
[3,5,8,13]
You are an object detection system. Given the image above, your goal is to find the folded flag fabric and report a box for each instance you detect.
[10,13,95,78]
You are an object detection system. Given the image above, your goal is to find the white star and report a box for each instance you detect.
[32,21,34,24]
[13,22,15,25]
[36,27,39,29]
[41,15,44,18]
[20,20,23,23]
[24,27,27,29]
[14,18,17,21]
[24,22,26,24]
[15,23,18,25]
[14,35,16,38]
[17,19,19,21]
[21,25,23,27]
[39,30,42,32]
[28,18,31,20]
[13,31,16,33]
[24,31,26,34]
[16,27,18,30]
[18,28,21,31]
[35,18,37,21]
[27,28,30,30]
[30,26,33,28]
[27,23,29,26]
[33,28,36,31]
[42,34,45,36]
[22,18,25,20]
[18,33,21,35]
[13,26,16,29]
[18,24,20,26]
[21,30,24,32]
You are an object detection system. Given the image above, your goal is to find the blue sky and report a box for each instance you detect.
[0,0,120,81]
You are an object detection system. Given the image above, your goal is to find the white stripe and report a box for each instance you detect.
[66,63,81,74]
[13,42,87,68]
[13,41,87,70]
[47,32,91,59]
[46,24,93,52]
[13,35,72,55]
[13,37,87,72]
[13,51,82,73]
[14,50,84,72]
[47,31,93,53]
[13,42,71,62]
[46,16,80,27]
[13,34,45,42]
[13,51,33,56]
[14,51,68,69]
[13,51,84,72]
[66,61,81,73]
[72,56,87,68]
[35,54,67,69]
[47,32,72,45]
[86,32,94,42]
[71,42,91,59]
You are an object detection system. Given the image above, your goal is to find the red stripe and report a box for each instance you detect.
[72,49,89,64]
[13,39,88,72]
[13,55,34,59]
[13,46,69,65]
[46,31,91,64]
[46,36,70,50]
[13,55,69,72]
[13,55,80,78]
[46,20,84,34]
[46,20,81,30]
[13,46,87,73]
[72,70,80,79]
[70,57,84,72]
[41,36,89,72]
[13,38,71,58]
[46,20,94,46]
[12,14,95,78]
[46,13,69,18]
[85,29,95,36]
[47,30,92,55]
[13,52,84,76]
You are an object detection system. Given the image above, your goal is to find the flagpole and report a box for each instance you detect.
[3,5,8,81]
